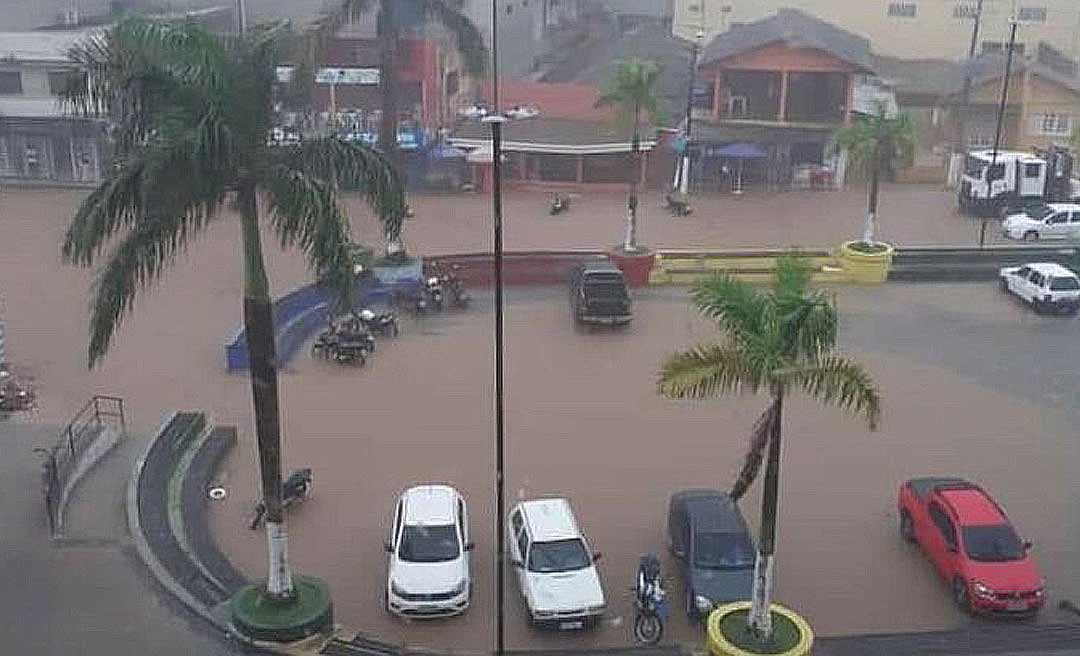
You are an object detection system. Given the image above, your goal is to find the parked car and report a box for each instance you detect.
[508,498,606,629]
[385,485,473,618]
[569,261,632,325]
[1002,203,1080,241]
[897,478,1045,615]
[999,262,1080,314]
[667,490,756,619]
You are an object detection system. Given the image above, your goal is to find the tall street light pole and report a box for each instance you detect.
[482,1,506,655]
[678,30,705,196]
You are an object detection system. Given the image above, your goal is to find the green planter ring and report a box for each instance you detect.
[839,241,895,284]
[230,575,333,643]
[706,601,814,656]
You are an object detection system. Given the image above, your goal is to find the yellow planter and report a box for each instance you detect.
[838,241,895,284]
[706,602,814,656]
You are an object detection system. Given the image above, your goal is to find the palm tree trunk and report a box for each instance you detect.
[624,103,641,252]
[239,181,294,600]
[748,392,783,637]
[378,2,402,174]
[863,143,881,244]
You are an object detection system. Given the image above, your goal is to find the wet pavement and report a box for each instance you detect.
[2,186,1078,654]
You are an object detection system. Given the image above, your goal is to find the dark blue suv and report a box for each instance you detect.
[667,490,756,619]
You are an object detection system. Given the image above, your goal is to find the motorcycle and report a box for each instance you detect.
[249,468,313,530]
[0,369,34,412]
[425,276,445,311]
[632,553,668,644]
[444,275,470,309]
[550,193,571,215]
[357,308,399,337]
[665,193,693,217]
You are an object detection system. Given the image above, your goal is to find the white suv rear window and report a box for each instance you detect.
[1049,277,1080,291]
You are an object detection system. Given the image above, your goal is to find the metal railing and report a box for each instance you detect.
[36,395,126,536]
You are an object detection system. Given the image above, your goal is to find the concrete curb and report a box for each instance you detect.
[125,411,225,632]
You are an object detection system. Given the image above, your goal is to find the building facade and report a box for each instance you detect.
[673,0,1080,61]
[0,30,109,185]
[461,0,586,77]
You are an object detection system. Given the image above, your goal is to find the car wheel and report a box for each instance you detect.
[1023,231,1039,241]
[952,577,971,613]
[899,511,916,543]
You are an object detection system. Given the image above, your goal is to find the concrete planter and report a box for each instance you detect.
[839,241,895,284]
[706,601,814,656]
[608,247,656,287]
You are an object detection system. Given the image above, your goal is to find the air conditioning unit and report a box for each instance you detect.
[727,95,748,117]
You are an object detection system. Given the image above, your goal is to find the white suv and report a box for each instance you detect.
[508,498,606,629]
[1002,203,1080,241]
[1000,262,1080,314]
[385,485,472,617]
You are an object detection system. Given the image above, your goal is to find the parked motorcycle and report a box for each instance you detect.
[550,193,571,215]
[0,369,34,412]
[356,308,399,337]
[249,468,313,530]
[425,276,445,311]
[632,553,669,644]
[665,193,693,217]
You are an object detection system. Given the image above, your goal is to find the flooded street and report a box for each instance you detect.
[3,188,1078,652]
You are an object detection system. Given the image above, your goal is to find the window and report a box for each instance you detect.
[982,41,1026,56]
[1037,113,1072,136]
[1015,266,1032,278]
[1025,163,1043,178]
[510,509,523,535]
[398,525,460,563]
[457,500,466,538]
[527,538,591,573]
[887,2,917,18]
[48,71,83,96]
[1017,7,1048,23]
[1050,276,1080,290]
[505,3,512,14]
[986,163,1006,181]
[516,531,529,561]
[1029,271,1045,285]
[928,503,957,547]
[953,3,980,19]
[962,525,1025,562]
[0,71,23,95]
[1047,213,1068,225]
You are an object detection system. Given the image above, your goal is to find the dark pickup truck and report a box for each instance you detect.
[569,261,632,325]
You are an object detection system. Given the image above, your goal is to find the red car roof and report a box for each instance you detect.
[939,488,1007,526]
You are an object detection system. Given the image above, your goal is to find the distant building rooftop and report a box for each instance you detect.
[0,29,102,63]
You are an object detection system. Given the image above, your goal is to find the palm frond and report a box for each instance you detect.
[691,274,770,344]
[658,344,763,399]
[416,0,487,75]
[86,205,217,367]
[63,156,146,266]
[729,400,779,501]
[786,355,882,429]
[270,137,406,239]
[263,164,355,309]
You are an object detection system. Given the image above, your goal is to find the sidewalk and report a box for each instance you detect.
[0,420,232,655]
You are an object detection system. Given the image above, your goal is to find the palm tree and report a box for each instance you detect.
[598,58,662,253]
[833,103,916,246]
[62,18,405,601]
[310,0,486,171]
[658,256,881,640]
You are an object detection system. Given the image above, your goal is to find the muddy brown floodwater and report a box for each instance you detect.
[2,188,1076,653]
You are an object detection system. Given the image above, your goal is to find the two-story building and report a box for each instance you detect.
[0,29,108,185]
[689,9,873,191]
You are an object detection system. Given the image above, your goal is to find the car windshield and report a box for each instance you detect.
[1026,205,1054,219]
[1049,277,1080,291]
[693,531,756,569]
[399,524,460,563]
[962,524,1025,562]
[527,539,591,573]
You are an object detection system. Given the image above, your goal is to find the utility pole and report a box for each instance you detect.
[236,0,246,34]
[955,0,984,153]
[678,30,705,196]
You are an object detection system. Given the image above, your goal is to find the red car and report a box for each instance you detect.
[897,477,1045,615]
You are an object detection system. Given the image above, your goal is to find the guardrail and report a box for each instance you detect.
[37,395,126,537]
[889,245,1078,282]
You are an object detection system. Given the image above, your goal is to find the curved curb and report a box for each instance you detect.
[125,411,225,632]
